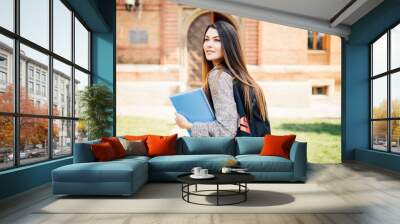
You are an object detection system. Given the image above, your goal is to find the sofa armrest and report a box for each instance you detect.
[73,141,99,163]
[289,141,307,181]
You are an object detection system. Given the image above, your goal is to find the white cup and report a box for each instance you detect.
[221,167,232,174]
[191,167,202,176]
[200,169,208,176]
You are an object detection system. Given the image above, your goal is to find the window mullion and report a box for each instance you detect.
[388,30,391,153]
[48,0,54,160]
[370,45,373,149]
[14,0,20,167]
[71,10,76,154]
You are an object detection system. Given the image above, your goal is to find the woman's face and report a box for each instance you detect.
[203,27,223,62]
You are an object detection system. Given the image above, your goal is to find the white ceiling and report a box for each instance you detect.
[170,0,384,38]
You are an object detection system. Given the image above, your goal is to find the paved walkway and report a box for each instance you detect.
[116,81,340,119]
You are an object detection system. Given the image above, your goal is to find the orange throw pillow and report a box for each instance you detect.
[91,142,117,162]
[124,135,149,141]
[146,134,178,157]
[259,134,296,159]
[101,137,127,158]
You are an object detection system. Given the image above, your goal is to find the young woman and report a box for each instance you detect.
[175,20,271,137]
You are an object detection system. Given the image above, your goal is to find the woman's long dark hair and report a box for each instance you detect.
[201,20,268,121]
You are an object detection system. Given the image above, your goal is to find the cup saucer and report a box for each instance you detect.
[190,174,215,179]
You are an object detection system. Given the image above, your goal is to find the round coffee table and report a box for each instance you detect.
[177,172,255,206]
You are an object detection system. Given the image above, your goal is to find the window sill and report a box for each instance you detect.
[307,49,328,54]
[0,156,72,175]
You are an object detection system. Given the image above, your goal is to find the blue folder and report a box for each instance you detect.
[170,88,215,136]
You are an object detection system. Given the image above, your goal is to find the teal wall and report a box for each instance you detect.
[91,0,116,135]
[343,0,400,171]
[0,158,72,199]
[0,0,115,200]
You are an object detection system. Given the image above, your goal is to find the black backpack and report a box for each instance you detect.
[232,79,271,137]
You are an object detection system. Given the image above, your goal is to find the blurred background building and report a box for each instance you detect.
[116,0,341,120]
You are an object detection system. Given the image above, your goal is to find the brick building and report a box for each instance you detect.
[116,0,341,118]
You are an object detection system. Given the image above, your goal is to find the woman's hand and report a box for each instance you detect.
[175,112,193,130]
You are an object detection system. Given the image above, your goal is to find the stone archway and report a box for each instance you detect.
[186,13,212,87]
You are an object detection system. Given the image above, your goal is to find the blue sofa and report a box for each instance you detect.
[52,137,307,196]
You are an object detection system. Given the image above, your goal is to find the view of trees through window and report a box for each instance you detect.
[0,0,91,171]
[371,23,400,153]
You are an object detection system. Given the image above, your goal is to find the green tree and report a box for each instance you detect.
[0,85,59,149]
[79,84,113,140]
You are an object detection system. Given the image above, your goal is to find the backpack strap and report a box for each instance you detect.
[233,80,251,135]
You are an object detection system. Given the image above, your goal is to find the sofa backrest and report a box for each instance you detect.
[74,136,269,162]
[176,137,236,155]
[235,137,264,155]
[73,139,100,163]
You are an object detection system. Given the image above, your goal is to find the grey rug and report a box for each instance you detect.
[37,183,362,214]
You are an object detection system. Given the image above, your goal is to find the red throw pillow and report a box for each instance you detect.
[259,134,296,159]
[146,134,178,157]
[91,142,117,162]
[101,137,127,158]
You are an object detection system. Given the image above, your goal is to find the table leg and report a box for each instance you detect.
[245,183,247,201]
[217,184,219,206]
[187,184,190,202]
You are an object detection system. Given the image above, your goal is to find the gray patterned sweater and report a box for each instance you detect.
[190,67,239,137]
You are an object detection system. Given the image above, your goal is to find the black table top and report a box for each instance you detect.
[177,172,255,185]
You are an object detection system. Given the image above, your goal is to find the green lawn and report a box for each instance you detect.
[117,116,176,136]
[271,118,341,164]
[117,116,341,164]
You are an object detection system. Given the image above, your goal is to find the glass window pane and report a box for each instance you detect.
[391,120,400,153]
[20,117,49,165]
[391,72,400,118]
[372,33,387,76]
[20,44,49,115]
[75,18,89,70]
[0,116,14,170]
[75,120,88,143]
[372,76,387,119]
[74,69,89,118]
[53,59,72,117]
[307,31,313,49]
[53,119,72,158]
[53,0,72,60]
[372,121,388,151]
[317,33,325,50]
[0,0,14,31]
[20,0,49,49]
[391,24,400,70]
[0,35,14,113]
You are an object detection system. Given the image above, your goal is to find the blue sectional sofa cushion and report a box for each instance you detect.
[53,156,148,182]
[177,137,235,155]
[236,155,293,172]
[148,154,235,172]
[53,161,140,183]
[235,137,264,155]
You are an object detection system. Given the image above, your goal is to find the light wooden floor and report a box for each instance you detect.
[1,162,400,224]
